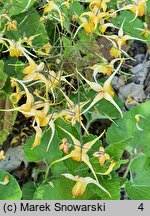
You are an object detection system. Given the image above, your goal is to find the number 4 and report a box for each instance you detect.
[138,203,144,211]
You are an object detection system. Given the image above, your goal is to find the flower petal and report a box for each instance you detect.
[62,173,79,181]
[84,176,111,197]
[58,126,81,149]
[97,160,116,175]
[46,119,55,152]
[82,92,103,115]
[60,89,74,108]
[50,153,72,167]
[77,70,102,92]
[83,130,105,152]
[104,92,123,117]
[82,154,98,182]
[103,59,123,90]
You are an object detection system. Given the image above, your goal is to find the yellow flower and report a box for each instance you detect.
[22,34,39,47]
[8,40,23,57]
[46,70,75,101]
[126,0,147,17]
[109,45,121,58]
[135,114,145,131]
[135,23,150,38]
[96,160,116,175]
[1,78,55,151]
[6,20,17,31]
[57,90,89,133]
[59,138,71,154]
[77,60,124,117]
[114,0,147,21]
[51,127,105,181]
[2,37,37,59]
[79,12,98,33]
[23,58,44,81]
[43,1,63,27]
[105,19,146,50]
[91,58,121,79]
[101,0,111,12]
[38,42,52,54]
[93,146,110,166]
[0,150,6,160]
[32,125,43,148]
[89,0,110,12]
[62,173,111,197]
[0,175,9,185]
[99,22,116,34]
[10,79,25,103]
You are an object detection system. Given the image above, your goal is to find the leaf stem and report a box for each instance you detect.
[123,154,133,179]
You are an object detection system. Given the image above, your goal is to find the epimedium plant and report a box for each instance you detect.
[0,0,150,200]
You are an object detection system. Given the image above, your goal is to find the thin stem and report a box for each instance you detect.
[123,154,133,179]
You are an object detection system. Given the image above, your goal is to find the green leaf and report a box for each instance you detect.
[125,155,150,200]
[24,130,62,164]
[0,60,7,90]
[33,176,94,200]
[4,0,36,16]
[112,11,145,39]
[106,101,150,155]
[106,137,132,161]
[55,118,80,141]
[33,177,74,200]
[92,174,121,200]
[3,58,25,82]
[6,8,49,50]
[62,37,74,57]
[22,181,36,200]
[0,169,22,200]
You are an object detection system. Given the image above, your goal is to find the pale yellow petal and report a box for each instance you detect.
[83,130,105,152]
[103,59,123,90]
[31,126,42,148]
[82,92,103,115]
[60,89,74,108]
[97,160,116,175]
[46,119,55,152]
[82,154,98,182]
[104,93,123,117]
[84,177,111,197]
[77,70,102,92]
[62,173,79,181]
[50,153,72,166]
[58,126,81,149]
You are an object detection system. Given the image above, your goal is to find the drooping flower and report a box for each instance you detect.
[96,160,116,175]
[0,78,55,150]
[93,146,110,166]
[56,90,89,133]
[62,173,111,197]
[43,1,63,27]
[79,12,98,34]
[135,114,145,131]
[51,127,106,181]
[6,20,17,31]
[113,0,147,21]
[59,138,71,154]
[88,0,110,12]
[135,22,150,38]
[90,58,122,79]
[105,19,145,50]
